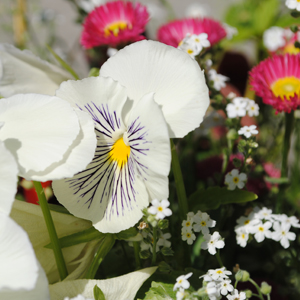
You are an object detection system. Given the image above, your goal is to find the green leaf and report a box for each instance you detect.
[93,285,106,300]
[89,67,100,77]
[291,10,300,18]
[114,226,138,240]
[144,282,176,300]
[48,203,71,215]
[45,226,104,249]
[189,187,258,212]
[46,44,80,80]
[264,176,289,184]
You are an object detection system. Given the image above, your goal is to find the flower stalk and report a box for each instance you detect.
[151,226,158,266]
[133,241,141,269]
[249,278,264,300]
[33,181,68,280]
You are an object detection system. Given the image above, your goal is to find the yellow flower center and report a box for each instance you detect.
[242,234,245,238]
[104,21,129,37]
[271,76,300,100]
[186,233,191,238]
[187,49,194,54]
[158,206,163,212]
[259,227,264,232]
[283,43,300,55]
[233,177,239,183]
[244,220,250,225]
[186,221,191,227]
[109,137,130,168]
[217,270,223,274]
[201,221,207,226]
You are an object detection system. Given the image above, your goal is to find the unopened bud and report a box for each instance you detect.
[227,128,238,140]
[245,289,252,298]
[235,270,250,282]
[260,282,272,295]
[158,219,169,230]
[138,221,148,230]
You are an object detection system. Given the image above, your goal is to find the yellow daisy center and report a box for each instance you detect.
[259,226,264,232]
[158,206,163,212]
[109,137,130,168]
[233,177,239,184]
[271,76,300,100]
[284,43,300,55]
[104,21,129,37]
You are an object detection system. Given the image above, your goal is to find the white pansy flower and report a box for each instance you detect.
[226,97,247,118]
[201,231,225,255]
[208,69,229,91]
[223,23,238,40]
[100,40,210,138]
[272,221,296,249]
[285,0,300,11]
[238,125,258,138]
[182,227,196,245]
[227,289,246,300]
[263,26,285,52]
[249,221,272,243]
[148,199,172,220]
[193,211,216,234]
[224,169,247,190]
[235,228,249,247]
[220,279,234,296]
[0,43,72,97]
[173,272,193,290]
[246,99,259,116]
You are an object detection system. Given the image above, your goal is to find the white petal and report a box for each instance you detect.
[49,267,157,300]
[0,94,80,177]
[126,93,171,199]
[100,40,209,138]
[25,109,97,181]
[0,213,39,291]
[0,43,71,97]
[0,141,18,214]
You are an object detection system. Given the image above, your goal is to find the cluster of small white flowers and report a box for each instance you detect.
[173,272,193,300]
[227,289,246,300]
[201,267,233,300]
[235,207,299,248]
[148,199,172,220]
[201,231,225,255]
[263,26,286,52]
[238,125,258,138]
[285,0,300,11]
[140,230,171,253]
[208,69,229,91]
[178,32,211,59]
[226,97,259,118]
[181,211,216,245]
[224,169,247,190]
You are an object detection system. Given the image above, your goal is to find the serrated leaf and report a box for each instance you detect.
[144,282,176,300]
[45,226,104,249]
[93,285,106,300]
[189,187,258,212]
[114,226,138,240]
[264,176,289,184]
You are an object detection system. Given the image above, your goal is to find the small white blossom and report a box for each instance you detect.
[235,228,249,247]
[157,232,171,248]
[285,0,300,11]
[174,272,193,290]
[249,221,272,243]
[75,0,104,13]
[223,23,238,40]
[226,97,247,118]
[227,289,246,300]
[220,279,234,296]
[274,214,300,228]
[235,212,260,233]
[206,281,221,300]
[176,288,186,300]
[208,69,229,91]
[238,125,258,138]
[107,47,118,57]
[263,26,286,52]
[224,169,247,190]
[178,33,210,58]
[192,33,211,51]
[148,199,172,220]
[193,211,216,234]
[182,227,196,245]
[182,219,194,230]
[246,99,260,116]
[201,231,225,255]
[253,207,274,221]
[206,59,213,69]
[187,211,195,222]
[272,221,296,248]
[207,267,232,281]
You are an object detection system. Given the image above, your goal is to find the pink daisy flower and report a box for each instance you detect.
[157,18,227,48]
[250,54,300,112]
[81,0,149,49]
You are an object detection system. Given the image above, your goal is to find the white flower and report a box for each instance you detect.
[201,231,225,255]
[193,211,216,234]
[187,211,195,222]
[75,0,104,13]
[0,43,72,97]
[182,219,194,230]
[107,47,118,57]
[249,221,272,243]
[176,288,186,300]
[220,279,234,296]
[173,272,193,290]
[272,221,296,249]
[192,33,211,51]
[148,199,172,220]
[206,281,221,300]
[235,228,249,247]
[100,40,210,139]
[274,214,300,228]
[157,232,172,248]
[227,289,246,300]
[207,267,232,281]
[235,212,260,233]
[223,23,238,40]
[208,69,229,91]
[263,26,286,52]
[178,33,200,59]
[140,231,159,253]
[238,125,258,138]
[286,0,300,11]
[226,97,247,118]
[185,3,210,18]
[224,169,247,190]
[253,207,274,221]
[246,99,260,116]
[182,227,196,245]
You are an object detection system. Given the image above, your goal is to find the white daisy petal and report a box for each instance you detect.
[100,40,209,138]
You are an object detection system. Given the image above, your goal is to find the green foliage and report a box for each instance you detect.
[143,282,176,300]
[93,285,106,300]
[189,187,258,212]
[114,227,138,240]
[89,67,100,77]
[264,176,289,184]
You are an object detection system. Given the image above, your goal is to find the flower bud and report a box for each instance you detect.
[245,289,252,298]
[227,128,238,140]
[260,282,272,295]
[139,250,151,259]
[158,219,169,230]
[161,247,174,256]
[235,270,250,282]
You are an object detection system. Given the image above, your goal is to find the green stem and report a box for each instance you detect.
[267,294,271,300]
[33,181,68,280]
[216,250,223,267]
[171,140,189,220]
[151,226,158,266]
[252,293,262,299]
[281,112,294,178]
[222,139,233,176]
[84,234,115,279]
[249,278,264,300]
[133,241,141,269]
[234,280,239,289]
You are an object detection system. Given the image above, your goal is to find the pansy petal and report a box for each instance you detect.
[0,141,18,214]
[0,94,79,177]
[0,213,39,291]
[126,93,171,199]
[0,43,71,97]
[25,109,97,181]
[100,40,209,138]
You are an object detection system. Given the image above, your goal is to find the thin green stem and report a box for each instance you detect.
[234,280,239,289]
[216,250,223,267]
[267,294,271,300]
[252,293,262,299]
[249,278,264,300]
[133,241,141,270]
[33,181,68,280]
[171,140,189,220]
[151,226,158,266]
[222,139,233,176]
